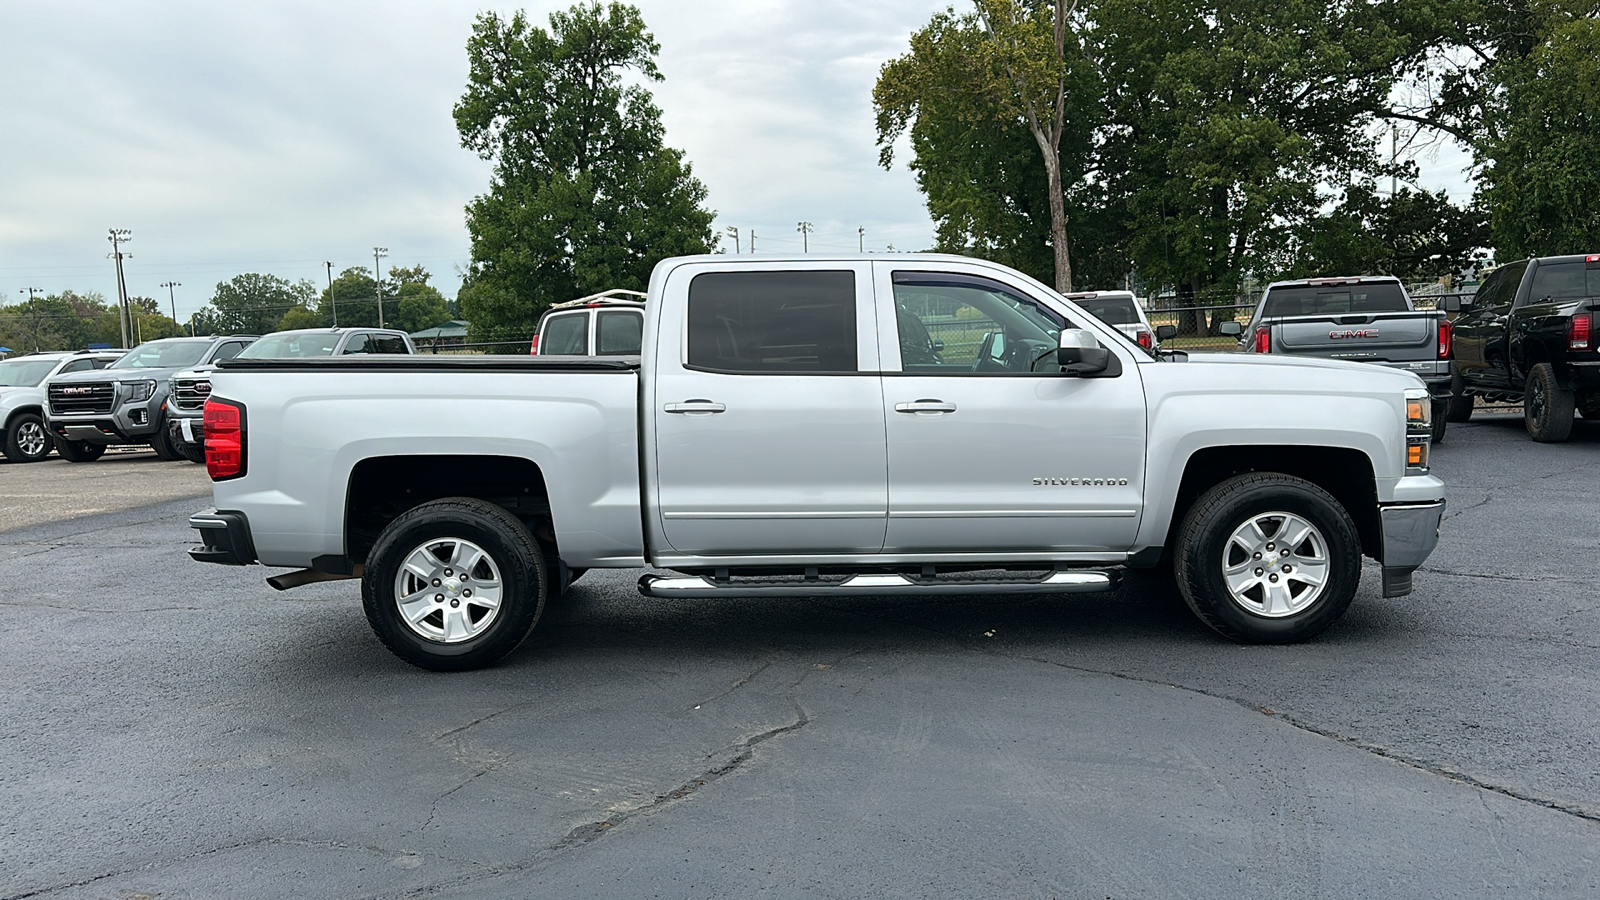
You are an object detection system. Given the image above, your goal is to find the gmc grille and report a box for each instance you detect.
[172,377,211,412]
[48,382,115,416]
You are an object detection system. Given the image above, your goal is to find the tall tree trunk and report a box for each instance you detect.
[1032,129,1073,293]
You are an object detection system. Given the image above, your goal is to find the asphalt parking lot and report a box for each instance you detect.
[2,411,1598,898]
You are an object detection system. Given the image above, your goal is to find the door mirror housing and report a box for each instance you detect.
[1155,324,1178,341]
[1217,320,1243,337]
[1442,295,1472,312]
[1057,328,1109,374]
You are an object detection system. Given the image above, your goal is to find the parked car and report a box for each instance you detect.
[167,328,414,463]
[0,350,125,462]
[189,254,1444,671]
[530,289,646,356]
[1236,276,1452,441]
[1065,291,1159,350]
[1444,253,1600,442]
[44,335,256,462]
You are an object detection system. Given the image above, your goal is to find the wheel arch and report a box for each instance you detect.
[1162,445,1380,562]
[4,404,45,429]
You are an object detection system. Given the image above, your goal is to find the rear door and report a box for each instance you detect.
[874,262,1148,554]
[1454,262,1525,387]
[650,262,886,556]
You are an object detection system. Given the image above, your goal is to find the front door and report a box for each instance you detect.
[650,262,887,557]
[874,263,1148,554]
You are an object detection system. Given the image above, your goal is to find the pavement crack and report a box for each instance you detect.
[0,601,206,613]
[1441,492,1492,520]
[1417,566,1568,584]
[433,703,536,742]
[3,838,275,899]
[689,660,772,710]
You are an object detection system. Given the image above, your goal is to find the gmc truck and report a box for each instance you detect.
[1237,277,1452,441]
[1444,253,1600,442]
[188,254,1446,671]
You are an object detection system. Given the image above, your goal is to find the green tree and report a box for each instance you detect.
[454,3,716,342]
[193,274,315,336]
[0,290,119,351]
[128,296,185,343]
[1291,182,1489,280]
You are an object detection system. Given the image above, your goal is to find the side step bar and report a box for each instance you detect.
[638,569,1121,599]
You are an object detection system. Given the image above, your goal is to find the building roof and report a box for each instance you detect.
[410,320,470,340]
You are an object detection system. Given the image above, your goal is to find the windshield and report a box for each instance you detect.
[1077,297,1142,326]
[109,340,211,370]
[238,332,343,358]
[1261,283,1409,318]
[0,358,59,387]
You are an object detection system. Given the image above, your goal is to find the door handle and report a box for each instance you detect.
[664,400,726,415]
[894,399,957,415]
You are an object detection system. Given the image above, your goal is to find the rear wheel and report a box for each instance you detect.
[55,439,106,463]
[1445,367,1474,423]
[362,497,547,671]
[1174,473,1361,643]
[3,413,53,462]
[1524,363,1574,443]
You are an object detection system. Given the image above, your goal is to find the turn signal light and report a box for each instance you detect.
[1254,326,1271,353]
[1407,437,1430,471]
[1569,313,1592,351]
[1437,319,1453,359]
[529,334,541,356]
[203,398,246,481]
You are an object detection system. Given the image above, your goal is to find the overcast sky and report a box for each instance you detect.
[0,1,1476,325]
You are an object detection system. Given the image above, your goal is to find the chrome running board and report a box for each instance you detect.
[637,569,1120,599]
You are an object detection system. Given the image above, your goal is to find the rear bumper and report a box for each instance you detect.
[1378,499,1445,598]
[189,509,257,566]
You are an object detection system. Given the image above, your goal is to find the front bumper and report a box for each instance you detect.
[49,395,167,443]
[189,509,257,565]
[1377,499,1445,598]
[169,413,205,449]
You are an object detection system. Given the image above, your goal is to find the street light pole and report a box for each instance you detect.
[20,288,42,351]
[858,226,865,253]
[796,221,813,252]
[724,226,740,254]
[160,281,182,335]
[325,261,337,327]
[373,247,388,328]
[750,230,757,253]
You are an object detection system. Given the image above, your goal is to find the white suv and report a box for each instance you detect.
[0,350,125,462]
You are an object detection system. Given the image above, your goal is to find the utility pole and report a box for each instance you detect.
[724,226,740,254]
[796,221,813,252]
[107,229,132,347]
[858,226,865,253]
[373,247,388,328]
[160,281,182,335]
[1390,125,1398,198]
[325,261,337,327]
[750,230,757,253]
[20,288,42,351]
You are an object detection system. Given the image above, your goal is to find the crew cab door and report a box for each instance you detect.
[648,262,887,556]
[873,262,1147,554]
[1453,261,1525,387]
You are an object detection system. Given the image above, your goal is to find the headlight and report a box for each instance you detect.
[124,380,156,403]
[1404,387,1431,473]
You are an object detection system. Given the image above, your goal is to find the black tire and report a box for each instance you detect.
[362,497,546,671]
[1524,362,1575,443]
[3,412,54,463]
[1430,399,1447,444]
[1445,367,1474,423]
[55,439,106,463]
[150,421,183,460]
[176,440,206,464]
[1173,473,1361,643]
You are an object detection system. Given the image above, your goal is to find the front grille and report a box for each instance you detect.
[172,377,211,412]
[49,382,115,415]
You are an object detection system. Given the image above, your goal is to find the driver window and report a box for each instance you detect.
[890,273,1065,374]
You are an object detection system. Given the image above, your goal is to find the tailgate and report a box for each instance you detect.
[1273,312,1441,362]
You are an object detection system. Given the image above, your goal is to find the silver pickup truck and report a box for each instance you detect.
[188,254,1446,670]
[1237,276,1452,440]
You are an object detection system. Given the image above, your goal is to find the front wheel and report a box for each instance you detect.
[1430,399,1448,444]
[1174,473,1361,643]
[362,497,547,671]
[55,439,106,463]
[150,420,183,460]
[1524,363,1574,443]
[3,413,54,462]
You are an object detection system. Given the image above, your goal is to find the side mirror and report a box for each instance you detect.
[931,339,945,353]
[1057,328,1109,373]
[1217,320,1243,337]
[1442,295,1470,312]
[1155,324,1178,341]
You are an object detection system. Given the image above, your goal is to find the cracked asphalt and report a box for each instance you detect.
[2,409,1598,898]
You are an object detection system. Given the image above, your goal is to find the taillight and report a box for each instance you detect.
[1437,319,1453,359]
[1254,326,1271,353]
[529,335,541,356]
[203,398,246,480]
[1137,329,1152,349]
[1569,313,1592,351]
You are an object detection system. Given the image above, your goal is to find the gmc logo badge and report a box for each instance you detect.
[60,387,92,395]
[1329,329,1379,340]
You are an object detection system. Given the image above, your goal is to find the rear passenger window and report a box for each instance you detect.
[371,336,409,354]
[539,314,588,356]
[595,311,642,355]
[213,341,248,361]
[686,271,857,373]
[341,334,371,355]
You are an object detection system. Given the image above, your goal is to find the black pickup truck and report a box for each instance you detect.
[1445,253,1600,442]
